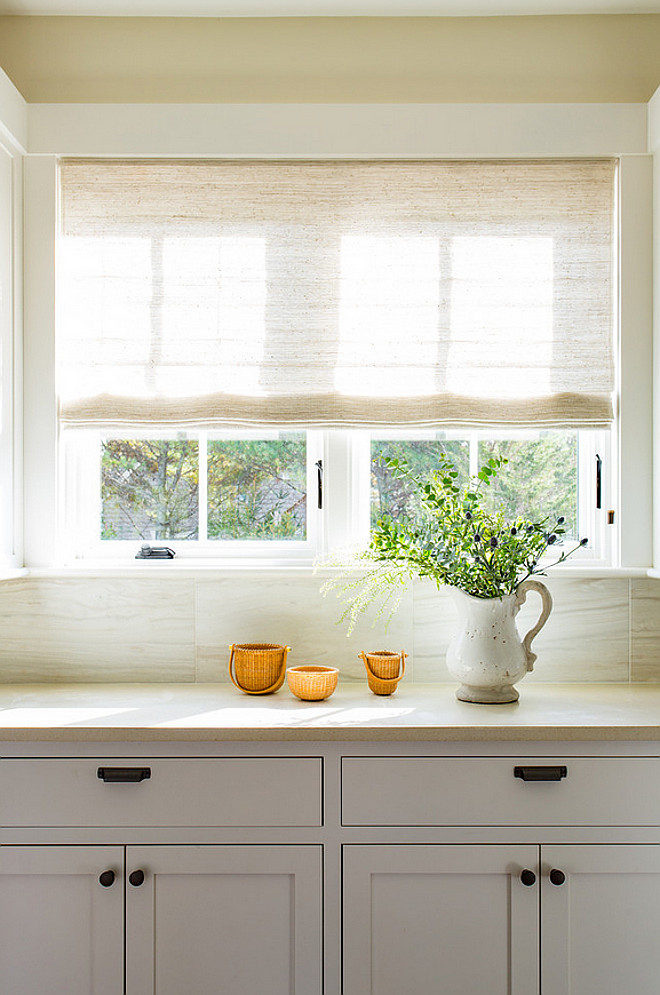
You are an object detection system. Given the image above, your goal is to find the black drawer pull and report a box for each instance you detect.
[99,870,115,887]
[129,869,145,887]
[514,765,567,782]
[97,767,151,783]
[549,868,566,886]
[520,869,536,887]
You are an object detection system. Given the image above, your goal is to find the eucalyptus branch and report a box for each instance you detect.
[519,538,589,582]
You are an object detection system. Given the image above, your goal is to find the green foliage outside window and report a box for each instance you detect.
[101,439,199,541]
[207,438,306,541]
[371,432,578,541]
[101,435,307,543]
[371,440,469,528]
[477,434,578,540]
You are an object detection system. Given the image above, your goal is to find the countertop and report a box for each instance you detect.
[0,682,659,741]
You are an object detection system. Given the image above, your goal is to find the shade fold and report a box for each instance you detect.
[58,158,616,430]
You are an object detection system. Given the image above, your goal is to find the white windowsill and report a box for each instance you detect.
[6,562,652,581]
[0,568,29,582]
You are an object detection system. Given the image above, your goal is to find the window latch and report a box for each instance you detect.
[135,543,176,560]
[315,459,323,510]
[595,453,602,509]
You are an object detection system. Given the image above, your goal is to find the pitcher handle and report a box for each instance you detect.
[515,580,553,672]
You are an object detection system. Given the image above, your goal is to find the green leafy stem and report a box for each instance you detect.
[321,452,587,635]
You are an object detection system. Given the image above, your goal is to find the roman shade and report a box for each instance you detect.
[57,158,616,430]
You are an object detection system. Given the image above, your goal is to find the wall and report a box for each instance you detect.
[0,15,659,104]
[0,28,659,687]
[0,573,657,685]
[0,68,24,573]
[650,86,660,570]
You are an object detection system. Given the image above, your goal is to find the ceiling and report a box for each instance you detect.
[1,0,659,14]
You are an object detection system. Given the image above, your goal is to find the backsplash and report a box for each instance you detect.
[0,573,657,684]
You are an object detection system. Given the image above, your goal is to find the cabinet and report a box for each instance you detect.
[1,740,658,995]
[341,755,660,826]
[0,756,323,827]
[341,754,660,995]
[0,843,321,995]
[343,843,539,995]
[343,843,660,995]
[126,844,321,995]
[0,844,123,995]
[541,844,660,995]
[0,755,324,995]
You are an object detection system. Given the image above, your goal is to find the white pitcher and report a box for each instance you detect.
[446,580,553,703]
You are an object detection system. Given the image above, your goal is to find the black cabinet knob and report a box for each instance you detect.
[129,869,145,887]
[520,869,536,887]
[99,870,115,887]
[549,868,566,886]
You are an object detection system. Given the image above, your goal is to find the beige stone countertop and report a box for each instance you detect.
[0,682,658,741]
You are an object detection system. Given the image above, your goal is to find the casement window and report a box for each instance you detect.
[56,158,616,564]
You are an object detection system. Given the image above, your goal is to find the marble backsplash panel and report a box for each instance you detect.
[630,578,660,681]
[0,577,196,683]
[413,576,631,683]
[195,577,413,683]
[0,572,656,684]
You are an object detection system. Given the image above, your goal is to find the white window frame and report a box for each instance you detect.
[361,427,615,569]
[0,133,23,570]
[61,427,323,563]
[19,110,654,571]
[0,71,26,572]
[62,425,614,568]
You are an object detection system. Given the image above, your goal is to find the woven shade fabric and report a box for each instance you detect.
[57,158,616,430]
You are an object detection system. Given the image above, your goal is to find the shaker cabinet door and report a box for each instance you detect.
[126,844,322,995]
[0,845,124,995]
[343,844,540,995]
[542,844,660,995]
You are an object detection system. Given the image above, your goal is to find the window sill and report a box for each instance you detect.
[0,568,29,583]
[18,563,652,581]
[26,561,322,579]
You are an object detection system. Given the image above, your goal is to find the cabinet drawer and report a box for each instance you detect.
[341,757,660,826]
[0,757,322,828]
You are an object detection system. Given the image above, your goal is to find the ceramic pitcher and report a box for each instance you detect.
[446,580,553,703]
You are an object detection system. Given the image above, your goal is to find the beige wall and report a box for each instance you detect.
[0,14,659,104]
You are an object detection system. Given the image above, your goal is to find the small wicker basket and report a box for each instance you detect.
[229,643,290,695]
[360,650,407,696]
[286,665,339,701]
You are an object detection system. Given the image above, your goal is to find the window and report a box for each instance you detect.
[63,429,320,560]
[366,429,613,566]
[99,433,309,543]
[56,158,617,565]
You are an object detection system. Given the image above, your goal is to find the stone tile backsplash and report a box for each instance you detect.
[631,578,660,682]
[412,576,631,684]
[0,577,196,683]
[0,572,656,684]
[194,577,413,683]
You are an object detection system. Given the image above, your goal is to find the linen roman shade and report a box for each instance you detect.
[57,158,616,430]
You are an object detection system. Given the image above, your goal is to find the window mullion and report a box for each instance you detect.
[198,430,208,542]
[469,434,479,478]
[323,430,368,555]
